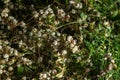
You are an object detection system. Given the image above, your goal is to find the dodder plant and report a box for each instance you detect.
[0,0,120,80]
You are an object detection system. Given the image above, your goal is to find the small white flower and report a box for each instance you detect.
[8,16,14,20]
[108,53,112,56]
[3,8,9,13]
[108,63,113,71]
[22,76,27,80]
[62,50,67,55]
[71,9,76,14]
[65,15,70,22]
[46,29,50,32]
[4,41,9,44]
[13,19,18,25]
[57,32,61,36]
[105,32,109,37]
[53,40,58,46]
[111,59,115,64]
[17,64,21,67]
[52,69,57,75]
[72,46,78,53]
[70,40,76,48]
[0,65,4,69]
[51,32,56,36]
[57,52,61,56]
[101,72,106,76]
[42,13,47,18]
[33,11,39,18]
[1,8,9,17]
[39,10,44,14]
[6,77,11,80]
[8,66,13,71]
[0,69,3,74]
[3,70,6,73]
[43,73,47,78]
[33,28,37,33]
[10,48,14,54]
[8,26,13,31]
[70,43,75,48]
[45,10,49,15]
[104,57,107,60]
[67,36,73,42]
[8,59,15,65]
[9,4,14,9]
[48,7,53,13]
[72,40,77,45]
[1,12,8,17]
[39,73,48,79]
[37,43,41,47]
[69,0,75,5]
[54,20,60,25]
[104,46,106,49]
[19,40,23,47]
[49,14,55,18]
[4,0,10,4]
[5,58,9,62]
[0,45,2,49]
[75,3,82,9]
[97,12,101,17]
[20,21,26,27]
[58,9,65,18]
[32,78,35,80]
[3,54,9,59]
[77,57,81,62]
[37,31,42,37]
[104,21,109,26]
[37,57,43,63]
[29,32,33,36]
[14,50,18,56]
[63,58,67,63]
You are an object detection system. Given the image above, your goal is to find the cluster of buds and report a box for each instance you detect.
[67,35,79,53]
[69,0,83,9]
[1,8,10,17]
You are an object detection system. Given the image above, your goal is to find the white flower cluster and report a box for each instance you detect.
[0,40,33,77]
[21,57,32,65]
[4,0,10,4]
[57,9,66,19]
[1,8,10,17]
[69,0,83,9]
[39,72,51,80]
[67,35,79,53]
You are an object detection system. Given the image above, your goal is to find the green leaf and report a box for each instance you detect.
[17,65,24,74]
[111,10,119,18]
